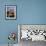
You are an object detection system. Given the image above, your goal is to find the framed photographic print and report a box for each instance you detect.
[5,5,16,20]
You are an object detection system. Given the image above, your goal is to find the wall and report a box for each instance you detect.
[0,0,46,44]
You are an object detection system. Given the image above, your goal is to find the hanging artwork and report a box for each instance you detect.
[8,32,16,45]
[5,5,16,20]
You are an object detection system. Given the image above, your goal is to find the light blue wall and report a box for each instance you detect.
[0,0,46,44]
